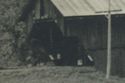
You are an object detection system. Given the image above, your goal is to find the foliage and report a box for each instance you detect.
[0,0,49,67]
[0,0,27,31]
[0,0,29,67]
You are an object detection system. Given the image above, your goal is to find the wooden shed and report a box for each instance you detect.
[20,0,125,76]
[46,0,125,76]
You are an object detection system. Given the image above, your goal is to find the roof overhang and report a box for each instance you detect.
[51,0,125,17]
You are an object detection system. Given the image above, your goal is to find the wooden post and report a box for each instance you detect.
[95,0,121,79]
[106,0,112,79]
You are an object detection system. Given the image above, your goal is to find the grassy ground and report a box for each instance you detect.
[0,66,125,83]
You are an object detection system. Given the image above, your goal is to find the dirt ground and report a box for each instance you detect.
[0,66,125,83]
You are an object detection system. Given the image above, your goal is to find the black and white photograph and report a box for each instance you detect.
[0,0,125,83]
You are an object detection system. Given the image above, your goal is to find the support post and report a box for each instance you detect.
[106,0,112,79]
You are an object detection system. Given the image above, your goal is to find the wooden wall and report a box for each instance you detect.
[39,0,125,76]
[65,16,107,50]
[64,15,125,76]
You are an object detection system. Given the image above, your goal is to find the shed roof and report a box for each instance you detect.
[51,0,125,17]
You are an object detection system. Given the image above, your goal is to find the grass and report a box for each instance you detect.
[0,66,125,83]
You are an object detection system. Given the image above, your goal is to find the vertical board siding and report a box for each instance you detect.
[66,17,108,50]
[94,49,122,76]
[93,49,107,73]
[120,49,125,77]
[64,16,125,76]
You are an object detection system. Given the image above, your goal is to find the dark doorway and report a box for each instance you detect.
[28,19,63,65]
[30,19,63,52]
[28,19,94,66]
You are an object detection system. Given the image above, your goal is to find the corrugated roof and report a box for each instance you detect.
[51,0,125,17]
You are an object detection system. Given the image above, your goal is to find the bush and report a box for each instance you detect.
[0,0,29,67]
